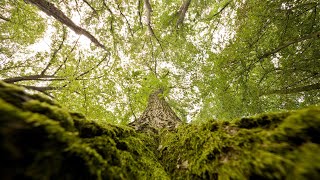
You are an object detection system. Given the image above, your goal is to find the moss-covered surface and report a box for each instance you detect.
[0,82,168,180]
[0,81,320,179]
[159,108,320,179]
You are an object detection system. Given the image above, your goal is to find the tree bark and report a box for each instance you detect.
[129,89,182,132]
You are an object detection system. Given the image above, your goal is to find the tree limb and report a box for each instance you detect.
[82,0,98,16]
[41,28,67,75]
[25,0,106,50]
[0,14,10,22]
[262,82,320,95]
[144,0,164,51]
[115,0,134,37]
[137,0,143,28]
[209,0,231,19]
[259,31,320,59]
[22,85,63,92]
[3,75,65,83]
[75,54,109,79]
[176,0,191,27]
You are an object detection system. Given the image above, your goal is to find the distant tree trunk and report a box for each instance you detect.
[129,89,182,132]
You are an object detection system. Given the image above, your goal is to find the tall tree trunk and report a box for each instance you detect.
[129,89,182,132]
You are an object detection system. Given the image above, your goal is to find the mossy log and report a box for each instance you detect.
[0,81,319,180]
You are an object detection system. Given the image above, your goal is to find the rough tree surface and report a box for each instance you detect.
[129,88,182,133]
[0,81,320,180]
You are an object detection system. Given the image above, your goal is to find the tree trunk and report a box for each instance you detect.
[1,81,320,179]
[129,89,182,132]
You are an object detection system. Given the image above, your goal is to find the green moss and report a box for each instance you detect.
[158,107,320,179]
[273,107,320,145]
[0,81,168,180]
[1,81,319,179]
[23,100,74,131]
[236,111,291,129]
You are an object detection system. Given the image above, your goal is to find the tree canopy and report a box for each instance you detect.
[1,0,319,124]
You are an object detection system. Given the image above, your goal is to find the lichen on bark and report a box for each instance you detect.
[0,81,319,179]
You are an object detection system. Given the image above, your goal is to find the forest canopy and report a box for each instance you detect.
[0,0,319,124]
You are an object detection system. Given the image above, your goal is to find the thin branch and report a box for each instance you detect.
[25,0,106,50]
[176,0,191,27]
[22,85,63,92]
[259,31,320,59]
[144,0,164,51]
[262,82,320,95]
[208,0,231,19]
[137,0,143,28]
[75,53,109,79]
[0,14,10,22]
[82,0,99,16]
[115,0,134,37]
[41,28,67,75]
[2,75,64,83]
[52,37,80,76]
[103,1,115,32]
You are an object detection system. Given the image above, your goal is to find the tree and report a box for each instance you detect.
[1,0,320,178]
[1,81,320,179]
[0,0,319,124]
[129,88,182,132]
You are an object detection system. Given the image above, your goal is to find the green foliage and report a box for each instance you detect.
[0,0,46,56]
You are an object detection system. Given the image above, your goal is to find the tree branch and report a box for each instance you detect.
[115,0,134,37]
[137,0,143,28]
[259,31,320,59]
[262,82,320,95]
[22,85,63,92]
[52,37,80,76]
[209,0,231,19]
[41,28,67,75]
[0,14,10,22]
[2,75,65,83]
[75,54,109,79]
[82,0,98,16]
[25,0,106,50]
[176,0,191,27]
[143,0,164,51]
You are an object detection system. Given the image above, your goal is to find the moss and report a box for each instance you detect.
[158,106,320,179]
[22,100,74,131]
[236,111,291,129]
[272,107,320,145]
[0,81,168,180]
[1,81,320,179]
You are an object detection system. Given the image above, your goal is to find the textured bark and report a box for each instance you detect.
[129,89,182,132]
